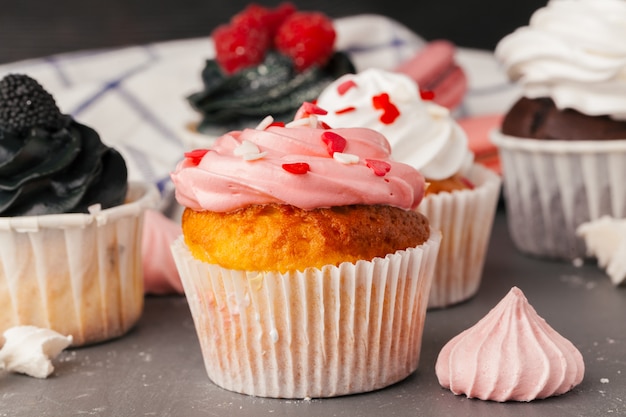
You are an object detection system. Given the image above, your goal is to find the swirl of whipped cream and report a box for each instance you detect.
[495,0,626,120]
[188,51,355,135]
[0,121,128,216]
[171,120,425,212]
[316,68,473,180]
[435,286,585,402]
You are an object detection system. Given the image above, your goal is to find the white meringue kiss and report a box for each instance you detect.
[0,325,72,379]
[577,216,626,285]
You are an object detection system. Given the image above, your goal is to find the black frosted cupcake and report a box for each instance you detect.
[0,74,158,346]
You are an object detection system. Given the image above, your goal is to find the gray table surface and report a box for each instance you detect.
[2,210,625,417]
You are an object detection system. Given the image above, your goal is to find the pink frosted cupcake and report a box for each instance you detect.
[170,112,440,398]
[0,74,158,346]
[317,69,501,308]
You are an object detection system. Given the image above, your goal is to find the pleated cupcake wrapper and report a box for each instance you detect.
[418,164,502,309]
[171,231,441,399]
[491,131,626,260]
[0,182,159,346]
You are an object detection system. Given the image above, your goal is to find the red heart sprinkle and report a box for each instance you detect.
[282,162,310,174]
[319,121,332,129]
[365,159,391,176]
[184,149,209,165]
[335,106,356,114]
[337,79,357,95]
[420,90,435,100]
[269,121,285,127]
[301,101,328,115]
[321,131,347,155]
[372,93,400,124]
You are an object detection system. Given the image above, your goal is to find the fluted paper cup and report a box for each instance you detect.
[418,164,501,309]
[0,182,159,346]
[172,231,441,399]
[491,130,626,260]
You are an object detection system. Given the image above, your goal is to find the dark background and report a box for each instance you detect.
[0,0,547,64]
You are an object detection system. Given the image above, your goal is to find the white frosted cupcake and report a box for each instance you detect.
[170,113,440,398]
[0,74,159,346]
[491,0,626,260]
[317,69,501,308]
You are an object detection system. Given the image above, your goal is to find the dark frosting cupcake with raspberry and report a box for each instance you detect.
[0,73,128,216]
[187,3,355,137]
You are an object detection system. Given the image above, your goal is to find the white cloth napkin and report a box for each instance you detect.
[0,14,520,196]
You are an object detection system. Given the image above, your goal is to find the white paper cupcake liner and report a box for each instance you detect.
[418,164,501,308]
[171,231,441,399]
[0,181,159,346]
[491,130,626,260]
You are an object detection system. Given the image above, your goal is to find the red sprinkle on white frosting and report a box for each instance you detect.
[335,106,356,114]
[337,79,357,95]
[316,69,473,180]
[372,92,400,124]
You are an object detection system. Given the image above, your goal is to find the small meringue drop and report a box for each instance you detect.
[0,325,72,379]
[435,287,584,402]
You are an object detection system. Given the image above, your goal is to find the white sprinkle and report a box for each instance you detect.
[286,117,313,128]
[333,152,360,164]
[426,103,450,118]
[572,258,583,267]
[601,378,610,384]
[269,329,279,343]
[242,151,268,161]
[234,140,260,156]
[256,115,274,130]
[234,140,267,161]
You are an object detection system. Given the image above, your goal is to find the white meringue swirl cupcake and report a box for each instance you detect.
[317,69,501,308]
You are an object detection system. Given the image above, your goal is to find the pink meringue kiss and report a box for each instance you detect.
[435,287,584,402]
[142,209,184,294]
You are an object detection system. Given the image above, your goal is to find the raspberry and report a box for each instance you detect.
[231,4,272,43]
[212,23,268,74]
[266,2,296,37]
[0,73,68,136]
[231,3,296,41]
[212,3,296,74]
[274,12,336,72]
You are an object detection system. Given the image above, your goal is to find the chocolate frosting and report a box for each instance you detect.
[0,120,128,216]
[502,97,626,140]
[187,51,355,135]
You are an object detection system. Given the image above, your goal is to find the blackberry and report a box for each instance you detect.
[0,73,68,136]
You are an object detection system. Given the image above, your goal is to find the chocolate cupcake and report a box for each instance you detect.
[491,0,626,260]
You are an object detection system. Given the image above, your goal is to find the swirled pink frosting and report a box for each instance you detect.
[171,119,425,212]
[435,287,585,402]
